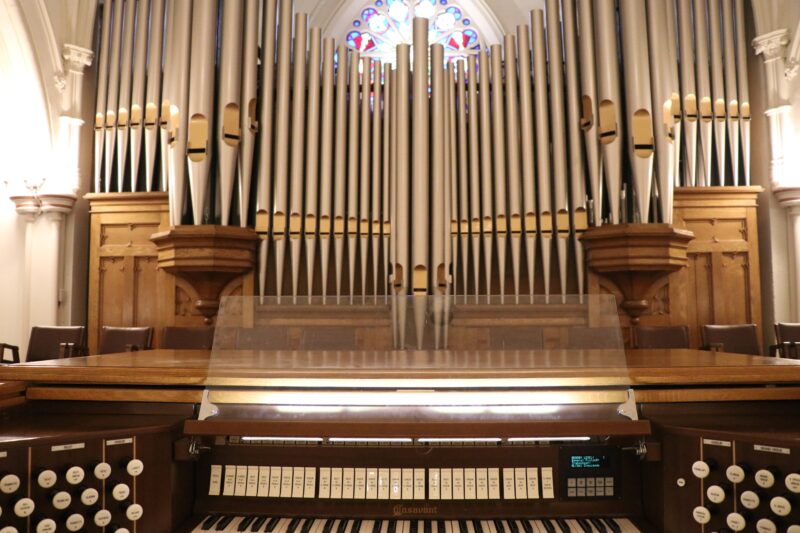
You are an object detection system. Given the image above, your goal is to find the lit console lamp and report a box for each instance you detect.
[580,224,694,324]
[151,225,260,323]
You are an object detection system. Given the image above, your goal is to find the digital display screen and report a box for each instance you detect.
[570,455,609,469]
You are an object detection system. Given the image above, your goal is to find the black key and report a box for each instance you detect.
[251,517,268,532]
[302,519,316,533]
[287,518,301,533]
[322,520,336,533]
[508,521,520,533]
[337,520,349,533]
[410,521,418,533]
[352,520,363,533]
[424,521,432,533]
[470,521,482,533]
[519,521,533,533]
[575,519,593,533]
[601,520,620,533]
[493,520,505,533]
[540,520,555,533]
[554,519,570,533]
[265,518,282,533]
[202,515,221,530]
[375,520,384,533]
[590,519,608,533]
[439,521,448,533]
[239,517,256,532]
[388,520,398,533]
[216,516,235,531]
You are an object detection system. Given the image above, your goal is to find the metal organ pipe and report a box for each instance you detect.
[576,0,601,227]
[143,0,165,192]
[289,13,308,300]
[455,60,470,300]
[503,35,523,303]
[735,0,751,185]
[93,0,113,194]
[431,44,446,299]
[333,45,349,301]
[722,0,740,185]
[239,0,260,227]
[218,0,244,226]
[490,44,508,301]
[104,0,124,193]
[318,38,336,299]
[466,55,481,299]
[412,17,430,298]
[305,28,323,298]
[128,0,149,192]
[346,50,360,302]
[372,60,384,302]
[707,0,727,183]
[115,0,136,192]
[694,0,714,186]
[359,57,372,300]
[517,24,537,299]
[478,48,494,299]
[677,0,698,187]
[382,63,392,299]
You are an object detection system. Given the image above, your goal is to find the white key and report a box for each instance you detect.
[319,467,332,499]
[441,469,453,500]
[331,468,343,499]
[451,520,461,533]
[530,521,547,533]
[487,520,499,533]
[209,465,222,496]
[432,521,439,533]
[445,521,453,533]
[380,520,390,533]
[453,469,464,499]
[292,467,305,498]
[270,466,282,497]
[499,521,512,533]
[361,520,376,533]
[311,519,327,533]
[566,519,583,533]
[222,517,244,533]
[275,517,292,533]
[246,466,259,497]
[378,468,390,500]
[465,521,476,533]
[616,519,641,533]
[304,467,317,498]
[258,466,271,497]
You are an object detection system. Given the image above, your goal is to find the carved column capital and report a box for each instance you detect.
[753,29,790,62]
[62,44,93,72]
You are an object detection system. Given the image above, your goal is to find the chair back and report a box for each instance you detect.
[98,326,153,354]
[633,325,690,349]
[774,323,800,358]
[26,326,85,362]
[702,324,760,355]
[161,326,215,350]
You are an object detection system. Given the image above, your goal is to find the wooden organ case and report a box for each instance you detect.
[2,298,800,533]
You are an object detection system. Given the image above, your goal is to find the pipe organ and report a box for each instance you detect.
[91,0,754,301]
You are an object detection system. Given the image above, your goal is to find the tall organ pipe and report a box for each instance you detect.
[143,0,165,192]
[411,17,430,297]
[431,45,446,299]
[517,24,537,298]
[158,0,175,196]
[455,61,470,300]
[305,28,323,298]
[359,57,372,300]
[490,44,508,301]
[577,0,601,226]
[93,0,112,193]
[104,0,124,193]
[694,0,714,185]
[466,56,481,299]
[708,0,727,183]
[478,49,493,298]
[128,0,149,192]
[677,0,698,187]
[346,50,360,301]
[218,0,244,226]
[333,45,349,301]
[382,63,392,298]
[289,13,308,300]
[722,0,740,185]
[318,38,336,299]
[115,0,136,192]
[735,0,751,185]
[620,0,655,223]
[371,60,384,302]
[239,0,259,226]
[503,35,523,302]
[593,0,623,223]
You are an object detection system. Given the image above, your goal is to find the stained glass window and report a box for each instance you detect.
[345,0,482,66]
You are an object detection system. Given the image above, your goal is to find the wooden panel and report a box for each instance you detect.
[134,255,159,326]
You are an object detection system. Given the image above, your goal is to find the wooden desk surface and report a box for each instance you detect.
[1,348,799,388]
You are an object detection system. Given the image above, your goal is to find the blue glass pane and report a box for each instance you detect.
[362,7,378,21]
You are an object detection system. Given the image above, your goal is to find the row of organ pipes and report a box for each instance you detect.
[92,0,752,304]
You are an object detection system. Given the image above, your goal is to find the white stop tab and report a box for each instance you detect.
[94,462,112,480]
[37,469,57,489]
[0,474,20,494]
[81,487,99,506]
[35,518,56,533]
[692,506,711,525]
[125,503,144,521]
[726,465,746,484]
[94,509,112,527]
[770,495,792,516]
[65,466,85,485]
[755,469,776,489]
[786,473,800,493]
[0,526,18,533]
[691,461,711,479]
[127,458,144,477]
[66,514,85,532]
[726,513,746,532]
[112,482,131,501]
[707,484,727,504]
[52,490,72,510]
[13,498,34,518]
[787,526,800,533]
[756,519,777,533]
[740,490,761,510]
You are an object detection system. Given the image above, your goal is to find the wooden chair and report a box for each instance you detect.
[160,326,215,350]
[701,324,760,356]
[772,323,800,359]
[98,326,153,355]
[632,325,690,349]
[0,326,86,364]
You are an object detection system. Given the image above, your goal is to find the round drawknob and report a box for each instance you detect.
[756,518,777,533]
[756,467,779,489]
[93,462,112,481]
[707,484,729,504]
[94,508,112,527]
[124,502,143,522]
[65,466,85,485]
[692,460,714,479]
[35,518,56,533]
[740,490,761,510]
[114,528,131,533]
[51,490,72,510]
[80,486,99,506]
[37,469,57,489]
[693,506,712,524]
[786,473,800,494]
[13,497,35,518]
[111,482,130,501]
[0,474,21,494]
[726,464,748,484]
[0,527,18,533]
[126,459,144,477]
[726,513,747,532]
[787,526,800,533]
[65,513,85,532]
[770,495,792,516]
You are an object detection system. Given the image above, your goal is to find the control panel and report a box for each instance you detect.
[558,446,620,500]
[653,428,800,533]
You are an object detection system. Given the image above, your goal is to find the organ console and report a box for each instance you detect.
[1,297,800,533]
